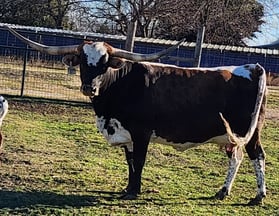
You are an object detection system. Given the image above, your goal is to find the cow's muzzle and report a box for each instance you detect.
[80,85,95,97]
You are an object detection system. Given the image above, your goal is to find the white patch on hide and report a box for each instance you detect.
[96,116,133,152]
[83,42,108,66]
[141,62,254,83]
[151,131,228,151]
[231,65,253,80]
[222,147,243,195]
[92,75,103,96]
[252,156,266,196]
[0,96,8,127]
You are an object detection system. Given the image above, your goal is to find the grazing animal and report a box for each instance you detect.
[0,95,8,147]
[7,27,267,205]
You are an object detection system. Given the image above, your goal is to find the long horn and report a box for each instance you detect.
[6,27,79,55]
[111,38,185,62]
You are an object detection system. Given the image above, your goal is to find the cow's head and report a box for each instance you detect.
[7,27,184,96]
[61,41,128,96]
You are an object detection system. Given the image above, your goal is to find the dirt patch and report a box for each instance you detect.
[266,108,279,121]
[267,72,279,86]
[8,100,92,116]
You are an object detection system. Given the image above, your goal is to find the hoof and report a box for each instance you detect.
[247,194,265,206]
[120,188,128,194]
[120,193,138,200]
[120,186,140,200]
[215,188,228,200]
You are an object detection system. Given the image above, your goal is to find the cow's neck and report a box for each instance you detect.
[92,62,133,96]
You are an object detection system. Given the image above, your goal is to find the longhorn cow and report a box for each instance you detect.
[7,27,267,205]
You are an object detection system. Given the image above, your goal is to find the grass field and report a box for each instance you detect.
[0,87,278,215]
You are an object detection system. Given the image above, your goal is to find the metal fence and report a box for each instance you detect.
[1,25,279,103]
[0,45,89,103]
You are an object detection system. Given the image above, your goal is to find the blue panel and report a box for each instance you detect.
[0,28,279,74]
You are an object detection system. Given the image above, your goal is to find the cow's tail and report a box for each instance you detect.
[220,63,267,147]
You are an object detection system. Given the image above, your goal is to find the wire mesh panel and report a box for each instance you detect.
[0,45,90,103]
[1,26,279,104]
[0,46,24,96]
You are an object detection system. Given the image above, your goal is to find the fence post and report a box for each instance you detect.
[194,26,205,67]
[20,45,28,97]
[125,20,137,51]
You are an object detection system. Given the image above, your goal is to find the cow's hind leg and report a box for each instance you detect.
[245,129,266,205]
[121,133,150,200]
[215,145,244,200]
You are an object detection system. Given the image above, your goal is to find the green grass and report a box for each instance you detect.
[0,92,278,215]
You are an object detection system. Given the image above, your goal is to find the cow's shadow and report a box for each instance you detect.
[0,190,245,210]
[0,189,122,209]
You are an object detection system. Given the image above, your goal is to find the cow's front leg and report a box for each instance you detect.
[121,136,149,200]
[215,144,244,200]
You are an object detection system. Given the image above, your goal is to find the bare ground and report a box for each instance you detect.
[266,108,279,121]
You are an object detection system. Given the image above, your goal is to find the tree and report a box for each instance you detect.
[0,0,47,26]
[43,0,81,29]
[1,0,265,46]
[0,0,80,29]
[88,0,264,46]
[89,0,164,37]
[154,0,265,46]
[251,0,279,44]
[84,0,165,50]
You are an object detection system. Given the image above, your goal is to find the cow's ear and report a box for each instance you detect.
[62,54,80,66]
[108,57,125,69]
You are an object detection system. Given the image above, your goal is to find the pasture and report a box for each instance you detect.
[0,86,278,215]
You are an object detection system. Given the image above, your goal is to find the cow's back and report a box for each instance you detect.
[143,63,263,144]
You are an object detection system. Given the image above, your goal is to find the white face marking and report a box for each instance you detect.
[83,42,108,66]
[150,131,228,151]
[0,96,8,127]
[96,116,133,152]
